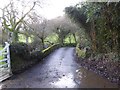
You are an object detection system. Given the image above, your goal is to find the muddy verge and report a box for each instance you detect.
[75,55,119,86]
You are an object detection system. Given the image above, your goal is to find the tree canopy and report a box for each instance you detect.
[65,2,120,55]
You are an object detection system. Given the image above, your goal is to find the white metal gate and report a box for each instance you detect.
[0,42,12,82]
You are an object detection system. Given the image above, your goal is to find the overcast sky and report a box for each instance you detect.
[37,0,83,19]
[0,0,86,20]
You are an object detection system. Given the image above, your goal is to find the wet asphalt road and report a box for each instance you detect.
[0,47,118,88]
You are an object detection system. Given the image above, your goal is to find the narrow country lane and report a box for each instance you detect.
[0,47,118,88]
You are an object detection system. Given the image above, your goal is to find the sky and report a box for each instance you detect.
[0,0,86,20]
[37,0,83,19]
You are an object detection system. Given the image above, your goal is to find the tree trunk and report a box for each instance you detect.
[58,35,64,46]
[91,20,96,53]
[69,35,71,44]
[12,31,18,43]
[60,38,64,46]
[1,29,4,45]
[26,36,29,44]
[41,37,44,49]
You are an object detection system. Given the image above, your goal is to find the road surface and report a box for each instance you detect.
[0,47,118,88]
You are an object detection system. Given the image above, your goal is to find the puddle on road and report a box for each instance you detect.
[0,83,3,89]
[75,67,118,88]
[50,73,77,88]
[50,67,118,88]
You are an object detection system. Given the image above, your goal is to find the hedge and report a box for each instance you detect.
[10,42,30,60]
[10,43,60,74]
[10,43,31,73]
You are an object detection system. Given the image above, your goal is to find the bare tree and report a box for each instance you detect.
[0,0,39,43]
[26,13,52,49]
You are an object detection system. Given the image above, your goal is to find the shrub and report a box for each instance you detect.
[10,42,30,60]
[10,43,32,73]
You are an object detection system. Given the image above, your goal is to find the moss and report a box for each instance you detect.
[76,47,86,58]
[42,44,60,58]
[42,44,56,53]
